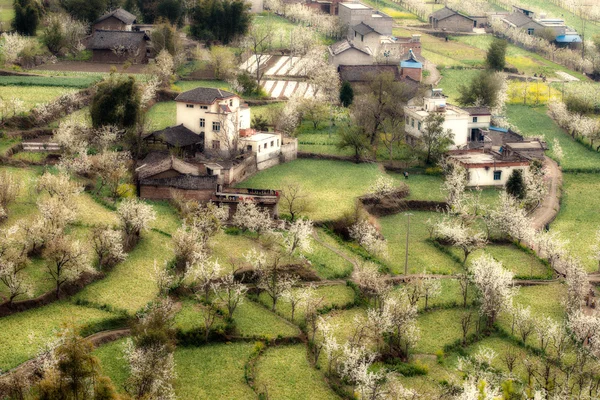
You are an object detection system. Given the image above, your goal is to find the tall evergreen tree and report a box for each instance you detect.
[12,0,39,36]
[190,0,251,44]
[486,38,507,71]
[90,76,141,129]
[506,169,526,200]
[339,80,354,107]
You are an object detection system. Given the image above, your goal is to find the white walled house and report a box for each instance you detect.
[447,150,530,187]
[175,87,251,154]
[404,90,493,149]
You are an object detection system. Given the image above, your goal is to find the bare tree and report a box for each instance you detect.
[460,312,472,346]
[244,23,274,90]
[280,182,309,222]
[44,235,90,298]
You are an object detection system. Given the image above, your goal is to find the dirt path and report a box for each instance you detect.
[529,156,562,231]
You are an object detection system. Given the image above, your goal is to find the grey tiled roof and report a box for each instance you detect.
[144,125,203,148]
[503,12,537,27]
[430,6,474,21]
[353,22,377,36]
[175,87,237,104]
[95,8,137,25]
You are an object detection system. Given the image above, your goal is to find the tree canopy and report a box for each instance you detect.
[486,38,507,71]
[190,0,251,44]
[457,70,504,109]
[90,76,141,129]
[13,0,40,36]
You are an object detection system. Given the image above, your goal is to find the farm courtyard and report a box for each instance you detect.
[2,0,600,398]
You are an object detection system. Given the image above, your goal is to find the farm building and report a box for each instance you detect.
[92,8,137,32]
[429,7,476,32]
[143,125,204,157]
[88,30,149,63]
[399,49,423,82]
[446,149,531,187]
[502,9,582,48]
[339,2,393,38]
[136,152,217,201]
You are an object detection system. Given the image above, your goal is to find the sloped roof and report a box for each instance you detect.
[95,8,137,25]
[136,152,201,180]
[556,34,582,43]
[430,7,473,21]
[89,30,147,50]
[175,87,237,104]
[353,22,378,36]
[503,12,539,28]
[328,39,371,56]
[463,107,491,116]
[144,125,203,148]
[400,49,422,69]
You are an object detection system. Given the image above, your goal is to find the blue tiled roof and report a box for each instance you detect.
[556,34,582,43]
[400,60,422,68]
[489,126,508,133]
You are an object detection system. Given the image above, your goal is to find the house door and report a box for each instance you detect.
[470,129,478,142]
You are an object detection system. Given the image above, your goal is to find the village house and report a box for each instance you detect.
[336,51,423,84]
[329,2,421,67]
[429,7,477,32]
[143,125,204,157]
[173,86,297,167]
[88,30,150,63]
[92,8,137,32]
[445,120,546,187]
[404,88,491,148]
[502,6,582,48]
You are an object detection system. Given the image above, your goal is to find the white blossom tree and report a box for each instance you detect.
[352,262,389,306]
[0,170,20,220]
[470,253,516,329]
[91,226,126,269]
[434,217,487,264]
[44,235,91,299]
[246,249,296,312]
[214,271,247,319]
[349,221,388,258]
[284,218,313,256]
[232,201,272,238]
[117,199,156,250]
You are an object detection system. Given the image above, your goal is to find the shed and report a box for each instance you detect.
[88,30,149,64]
[429,7,476,32]
[144,124,204,156]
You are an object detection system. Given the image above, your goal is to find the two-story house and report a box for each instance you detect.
[175,87,252,153]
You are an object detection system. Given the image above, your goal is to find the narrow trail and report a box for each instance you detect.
[529,157,562,231]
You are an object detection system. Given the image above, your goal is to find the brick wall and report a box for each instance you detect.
[140,186,214,201]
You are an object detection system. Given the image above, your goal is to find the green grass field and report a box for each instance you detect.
[254,345,340,400]
[234,300,300,339]
[552,173,600,272]
[236,159,385,221]
[0,86,75,116]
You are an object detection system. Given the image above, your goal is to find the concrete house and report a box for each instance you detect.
[429,7,476,32]
[88,30,149,63]
[404,89,478,149]
[502,12,544,36]
[92,8,137,32]
[175,87,252,154]
[446,150,530,187]
[329,2,421,67]
[502,9,582,47]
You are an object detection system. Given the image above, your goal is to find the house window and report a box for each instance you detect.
[212,122,220,131]
[270,141,274,147]
[527,28,534,35]
[200,105,208,110]
[473,117,478,123]
[417,122,421,131]
[247,145,252,151]
[361,34,364,42]
[493,171,502,181]
[212,140,220,149]
[186,104,194,108]
[229,100,233,106]
[411,118,414,128]
[355,31,357,38]
[264,143,267,149]
[200,118,205,128]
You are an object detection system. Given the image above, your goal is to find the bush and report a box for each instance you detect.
[90,75,141,129]
[389,360,429,376]
[425,166,443,175]
[117,184,136,198]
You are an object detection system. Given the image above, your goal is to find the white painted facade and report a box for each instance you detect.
[448,151,530,187]
[465,165,526,187]
[240,133,282,163]
[176,95,251,152]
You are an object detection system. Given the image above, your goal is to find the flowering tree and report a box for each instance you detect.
[44,235,91,298]
[117,199,156,251]
[214,271,247,318]
[434,217,487,264]
[0,226,31,304]
[487,191,534,244]
[513,305,535,343]
[368,176,398,199]
[562,256,589,315]
[352,262,389,306]
[91,226,126,270]
[441,162,468,213]
[349,220,388,258]
[232,201,272,238]
[125,298,176,400]
[186,258,222,303]
[246,249,297,312]
[37,171,83,203]
[0,33,31,65]
[91,151,131,198]
[0,170,20,220]
[552,138,564,165]
[470,253,516,329]
[523,161,548,209]
[384,293,420,360]
[284,218,313,256]
[172,224,206,270]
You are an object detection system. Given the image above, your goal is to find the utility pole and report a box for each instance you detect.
[404,213,412,275]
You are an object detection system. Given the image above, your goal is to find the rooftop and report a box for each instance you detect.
[95,8,137,25]
[353,22,377,35]
[329,39,371,56]
[136,152,201,180]
[175,87,237,104]
[503,12,539,28]
[240,132,280,142]
[144,124,202,148]
[341,2,370,9]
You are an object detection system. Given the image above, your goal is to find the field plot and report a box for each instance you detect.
[254,345,340,400]
[263,80,316,99]
[0,86,75,116]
